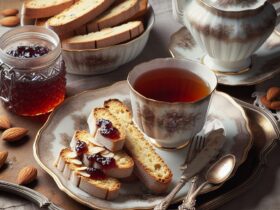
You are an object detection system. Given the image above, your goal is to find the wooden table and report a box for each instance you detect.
[1,1,280,210]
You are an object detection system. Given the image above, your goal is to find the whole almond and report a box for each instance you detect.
[0,115,11,129]
[271,101,280,110]
[0,151,8,168]
[267,87,280,101]
[0,9,19,16]
[2,127,28,142]
[17,166,37,185]
[260,96,271,109]
[0,16,20,27]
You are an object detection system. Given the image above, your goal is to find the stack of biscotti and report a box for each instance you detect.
[23,0,149,49]
[70,130,134,178]
[103,99,173,194]
[56,148,121,200]
[55,97,172,200]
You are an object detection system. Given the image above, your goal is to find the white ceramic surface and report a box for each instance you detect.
[33,81,252,210]
[21,5,155,76]
[172,0,276,73]
[127,58,217,149]
[169,27,280,86]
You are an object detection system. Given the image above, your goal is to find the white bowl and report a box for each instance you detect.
[21,5,155,75]
[62,7,154,75]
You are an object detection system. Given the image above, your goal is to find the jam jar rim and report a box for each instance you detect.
[0,26,61,72]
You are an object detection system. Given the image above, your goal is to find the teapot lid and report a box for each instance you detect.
[202,0,267,12]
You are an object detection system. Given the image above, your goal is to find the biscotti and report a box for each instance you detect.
[24,0,75,18]
[86,0,139,32]
[127,0,148,21]
[104,99,173,193]
[47,0,114,34]
[56,148,121,200]
[88,107,126,151]
[70,130,134,178]
[62,21,144,49]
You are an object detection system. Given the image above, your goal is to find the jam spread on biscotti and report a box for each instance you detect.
[86,167,106,179]
[87,153,116,169]
[96,119,120,139]
[75,140,88,155]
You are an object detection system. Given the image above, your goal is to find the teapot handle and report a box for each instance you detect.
[172,0,188,25]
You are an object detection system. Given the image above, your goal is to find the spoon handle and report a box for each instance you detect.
[154,175,189,210]
[178,181,208,210]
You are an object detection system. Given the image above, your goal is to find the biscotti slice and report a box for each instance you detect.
[127,0,148,21]
[87,107,126,151]
[47,0,114,34]
[86,0,139,32]
[70,130,134,178]
[104,99,173,194]
[24,0,75,18]
[62,21,144,49]
[56,148,121,200]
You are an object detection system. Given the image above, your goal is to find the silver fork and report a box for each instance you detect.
[178,136,206,210]
[154,135,206,210]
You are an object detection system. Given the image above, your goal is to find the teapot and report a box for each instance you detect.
[172,0,276,73]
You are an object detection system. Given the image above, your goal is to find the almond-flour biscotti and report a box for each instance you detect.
[86,0,139,32]
[70,130,134,178]
[56,148,121,200]
[62,20,144,49]
[47,0,114,34]
[88,107,126,151]
[104,99,173,194]
[24,0,75,18]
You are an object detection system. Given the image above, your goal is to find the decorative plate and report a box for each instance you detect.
[33,81,252,210]
[169,27,280,86]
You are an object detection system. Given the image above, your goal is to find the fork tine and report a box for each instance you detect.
[181,135,196,168]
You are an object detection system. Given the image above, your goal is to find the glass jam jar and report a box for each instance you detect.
[0,26,66,116]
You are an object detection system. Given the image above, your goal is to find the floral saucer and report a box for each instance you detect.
[169,27,280,86]
[33,81,252,209]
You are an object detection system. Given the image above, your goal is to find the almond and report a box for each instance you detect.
[0,115,11,129]
[260,96,272,109]
[2,127,28,142]
[0,16,20,27]
[17,166,37,185]
[0,9,19,16]
[271,101,280,110]
[0,151,8,168]
[267,87,280,101]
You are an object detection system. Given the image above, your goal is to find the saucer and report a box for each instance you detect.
[169,27,280,86]
[33,81,252,210]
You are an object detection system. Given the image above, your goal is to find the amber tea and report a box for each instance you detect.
[133,68,210,103]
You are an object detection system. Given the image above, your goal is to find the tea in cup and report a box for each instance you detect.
[127,58,217,149]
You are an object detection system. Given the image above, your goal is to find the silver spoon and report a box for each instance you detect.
[179,154,236,210]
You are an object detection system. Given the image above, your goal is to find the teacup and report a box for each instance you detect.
[127,58,217,149]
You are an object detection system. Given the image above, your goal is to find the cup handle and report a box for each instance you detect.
[172,0,188,25]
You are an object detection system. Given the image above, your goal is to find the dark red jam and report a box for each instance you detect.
[75,140,88,155]
[96,119,120,140]
[87,154,116,169]
[86,167,106,179]
[6,45,50,58]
